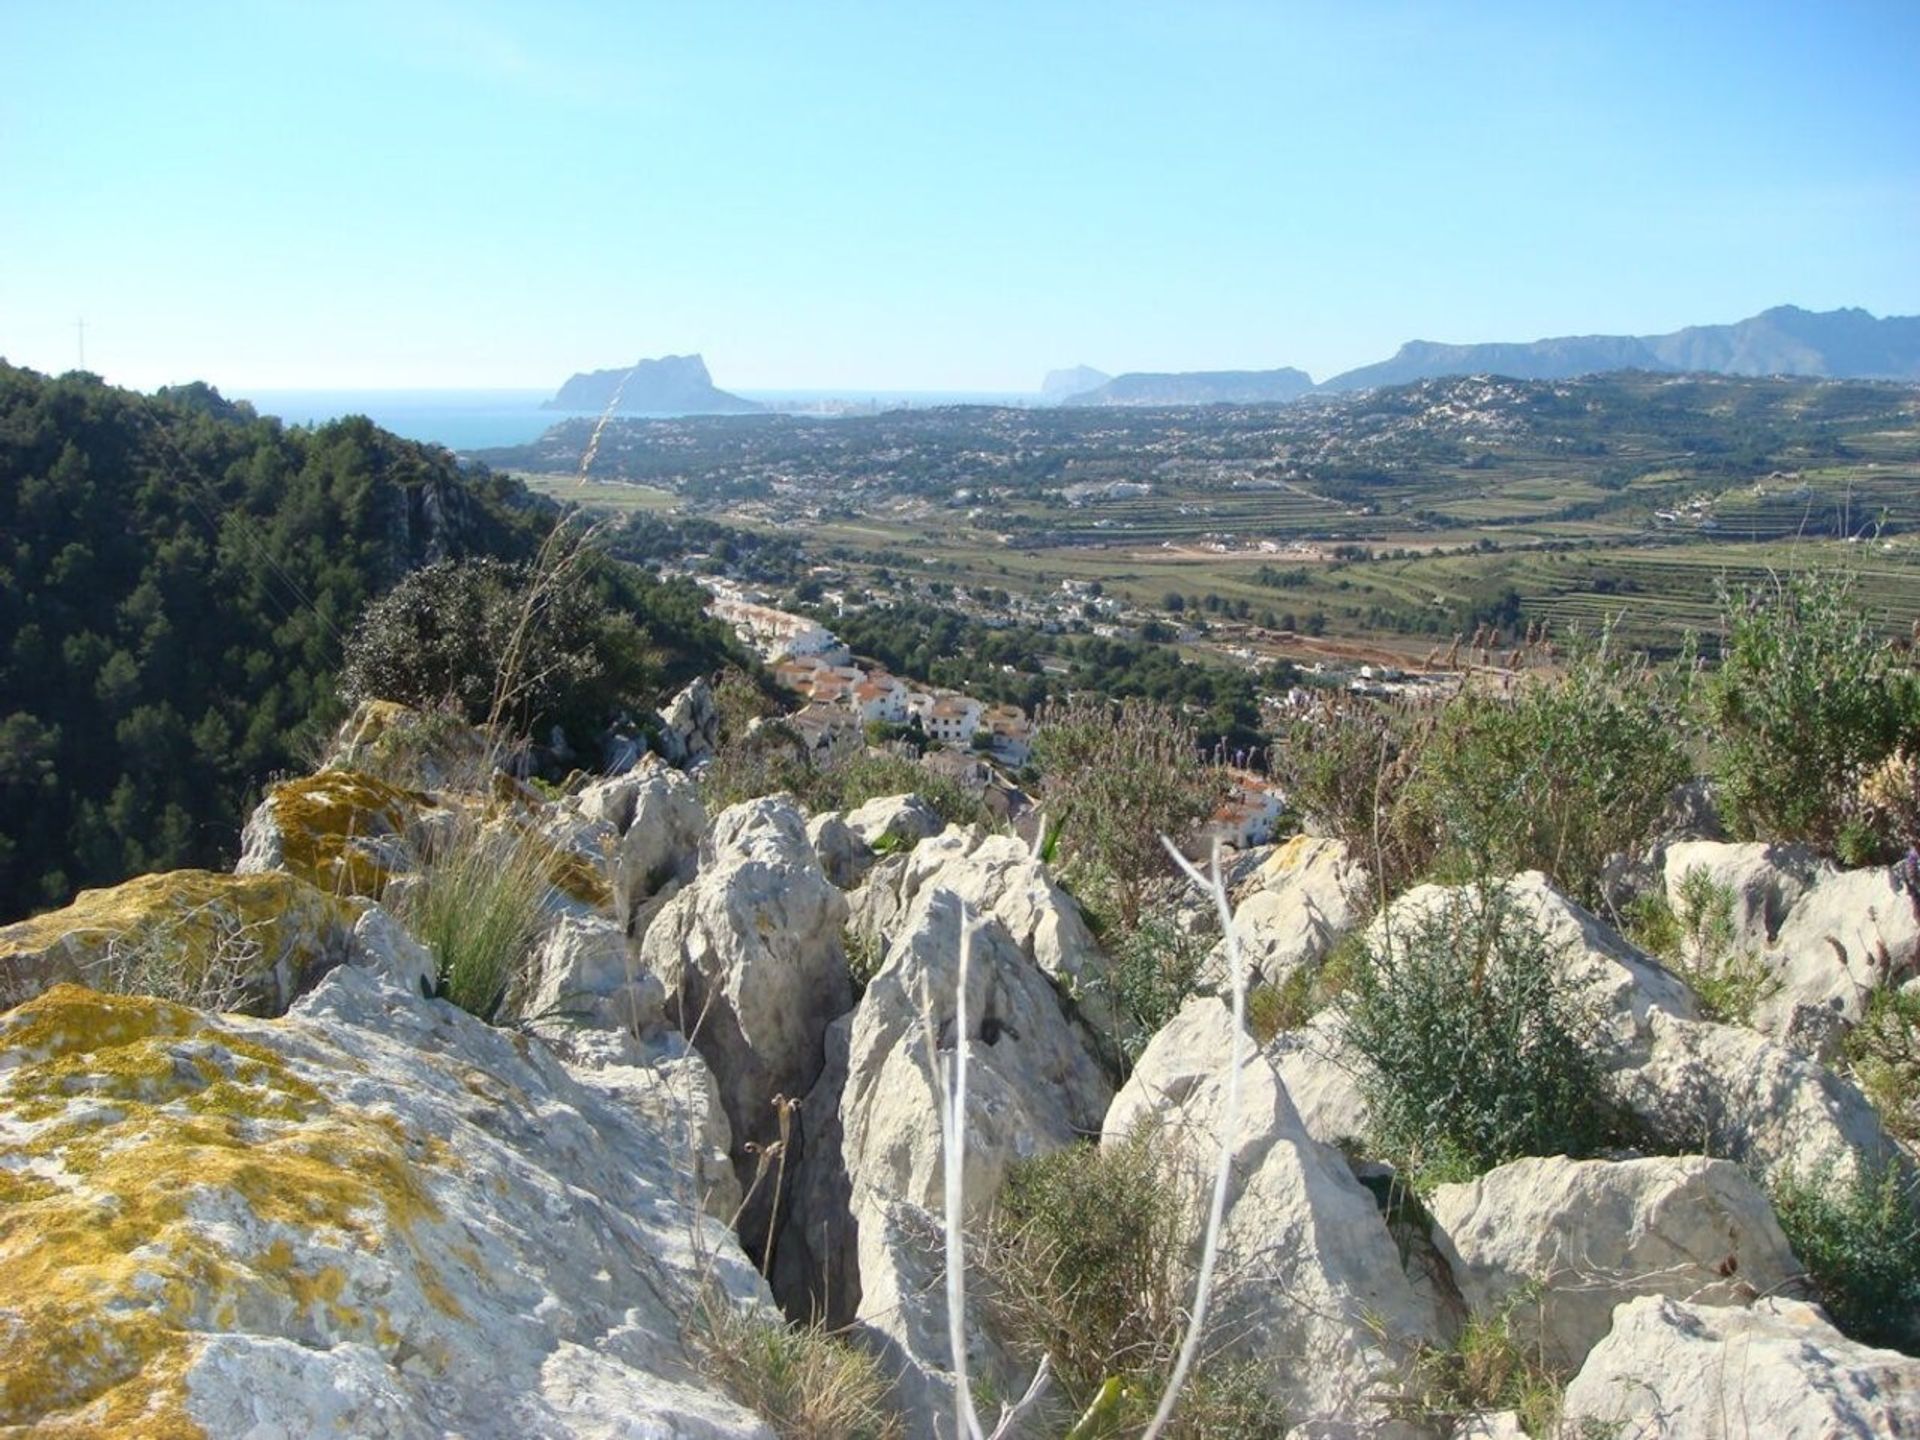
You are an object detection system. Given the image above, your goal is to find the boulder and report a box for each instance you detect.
[236,769,443,898]
[1754,863,1920,1059]
[0,972,773,1439]
[0,868,356,1015]
[1427,1155,1803,1371]
[604,759,709,941]
[808,811,875,890]
[1104,996,1445,1425]
[1270,1009,1371,1149]
[638,796,852,1250]
[502,912,664,1037]
[844,793,945,852]
[880,826,1118,1044]
[1615,1009,1906,1186]
[1561,1296,1920,1438]
[1661,840,1822,957]
[347,898,437,998]
[1212,835,1371,988]
[658,675,722,767]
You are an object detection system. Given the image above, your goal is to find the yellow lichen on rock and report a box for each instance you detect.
[0,985,454,1436]
[0,870,354,1016]
[250,768,431,897]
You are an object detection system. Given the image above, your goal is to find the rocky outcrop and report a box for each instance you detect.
[638,796,851,1250]
[844,794,945,853]
[237,769,449,898]
[1105,996,1445,1425]
[0,972,773,1439]
[0,868,357,1015]
[1427,1155,1803,1370]
[807,811,874,890]
[1269,1009,1371,1148]
[657,676,722,768]
[1213,835,1370,988]
[564,759,709,940]
[1753,863,1920,1059]
[1561,1296,1920,1438]
[1660,839,1822,956]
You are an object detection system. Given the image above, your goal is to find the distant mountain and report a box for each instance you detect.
[1322,306,1920,392]
[1040,365,1111,402]
[544,354,764,415]
[1072,366,1315,407]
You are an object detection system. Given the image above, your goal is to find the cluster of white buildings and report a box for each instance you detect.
[769,654,1034,766]
[705,592,847,664]
[1205,768,1287,850]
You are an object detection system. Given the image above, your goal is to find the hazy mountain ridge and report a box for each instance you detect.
[544,354,764,415]
[1073,366,1316,407]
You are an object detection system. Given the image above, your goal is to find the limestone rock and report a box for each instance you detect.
[1754,863,1920,1058]
[348,898,437,998]
[844,793,945,852]
[1561,1296,1920,1438]
[658,675,722,767]
[1213,835,1371,988]
[638,796,852,1247]
[606,759,710,941]
[321,698,491,790]
[1104,996,1445,1425]
[808,811,875,890]
[503,911,664,1037]
[1270,1009,1370,1148]
[1427,1155,1803,1370]
[237,769,445,899]
[1661,839,1822,957]
[0,972,772,1439]
[0,868,356,1015]
[1615,1008,1905,1186]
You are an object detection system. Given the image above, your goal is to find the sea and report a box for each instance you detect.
[233,387,1040,454]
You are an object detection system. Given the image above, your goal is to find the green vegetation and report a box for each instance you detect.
[1342,881,1616,1190]
[1708,570,1920,859]
[1846,986,1920,1143]
[397,824,557,1020]
[1769,1162,1920,1354]
[1100,916,1211,1064]
[1625,867,1779,1026]
[697,728,988,830]
[1033,697,1224,931]
[1390,1297,1567,1438]
[0,364,738,923]
[696,1303,902,1440]
[987,1129,1283,1436]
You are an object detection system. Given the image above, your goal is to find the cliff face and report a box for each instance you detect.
[543,354,765,414]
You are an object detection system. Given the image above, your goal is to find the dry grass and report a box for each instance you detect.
[696,1301,902,1440]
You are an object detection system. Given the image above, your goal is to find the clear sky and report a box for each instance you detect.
[2,1,1916,392]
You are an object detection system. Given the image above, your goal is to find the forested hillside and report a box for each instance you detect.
[0,365,734,922]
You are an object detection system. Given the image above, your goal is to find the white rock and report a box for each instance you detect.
[610,761,709,942]
[659,676,722,767]
[1104,996,1445,1426]
[1212,836,1371,988]
[807,811,875,890]
[348,899,437,998]
[1755,864,1920,1058]
[1270,1009,1371,1149]
[845,793,945,852]
[1427,1155,1803,1371]
[506,912,664,1037]
[1561,1296,1920,1438]
[1617,1009,1906,1186]
[0,968,774,1439]
[638,796,851,1247]
[1662,839,1823,955]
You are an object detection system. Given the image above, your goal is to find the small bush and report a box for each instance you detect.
[398,823,555,1021]
[1342,881,1616,1188]
[1709,571,1920,855]
[1410,632,1692,907]
[1770,1161,1920,1353]
[1846,986,1920,1143]
[697,1304,902,1440]
[842,925,884,998]
[1626,867,1779,1026]
[1101,917,1210,1062]
[1390,1299,1565,1438]
[97,904,272,1014]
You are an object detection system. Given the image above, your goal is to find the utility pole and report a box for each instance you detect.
[75,318,86,371]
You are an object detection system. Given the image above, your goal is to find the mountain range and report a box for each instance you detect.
[545,354,763,415]
[1053,305,1920,406]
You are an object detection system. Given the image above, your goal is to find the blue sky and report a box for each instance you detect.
[2,1,1915,391]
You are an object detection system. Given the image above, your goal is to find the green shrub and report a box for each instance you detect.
[842,925,884,998]
[1846,986,1920,1143]
[1410,633,1692,907]
[697,1303,902,1440]
[1390,1297,1566,1438]
[1770,1161,1920,1353]
[1625,867,1779,1026]
[1342,881,1616,1188]
[1101,917,1210,1062]
[977,1123,1324,1435]
[1708,571,1920,854]
[398,823,555,1021]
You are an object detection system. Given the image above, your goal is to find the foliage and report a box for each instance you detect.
[1409,632,1693,907]
[1342,881,1616,1188]
[842,925,884,998]
[1389,1298,1566,1438]
[1846,985,1920,1144]
[1034,696,1224,930]
[1769,1161,1920,1353]
[1708,570,1920,855]
[398,823,556,1022]
[96,904,273,1015]
[1624,866,1779,1026]
[1100,916,1211,1063]
[696,1303,902,1440]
